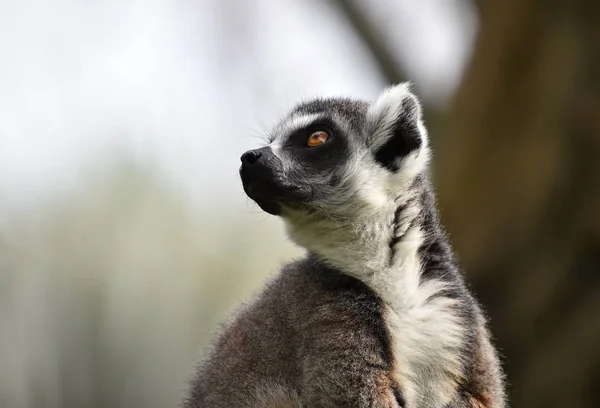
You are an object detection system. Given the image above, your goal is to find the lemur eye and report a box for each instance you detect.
[307,130,329,147]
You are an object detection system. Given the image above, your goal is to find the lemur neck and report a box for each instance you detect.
[365,176,464,313]
[290,176,471,408]
[288,175,459,287]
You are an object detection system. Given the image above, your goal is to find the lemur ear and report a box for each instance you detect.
[366,83,427,172]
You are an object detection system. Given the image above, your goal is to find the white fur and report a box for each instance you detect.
[285,188,465,408]
[281,84,466,407]
[368,226,467,408]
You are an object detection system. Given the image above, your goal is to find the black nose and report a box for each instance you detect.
[241,149,262,165]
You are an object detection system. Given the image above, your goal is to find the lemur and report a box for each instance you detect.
[183,84,505,408]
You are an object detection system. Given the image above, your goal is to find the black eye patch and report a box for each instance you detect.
[282,118,350,174]
[284,118,338,149]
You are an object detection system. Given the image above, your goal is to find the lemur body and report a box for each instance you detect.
[184,84,505,408]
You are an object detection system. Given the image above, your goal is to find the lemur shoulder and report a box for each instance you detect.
[183,84,506,408]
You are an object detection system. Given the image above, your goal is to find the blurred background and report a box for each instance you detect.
[0,0,598,407]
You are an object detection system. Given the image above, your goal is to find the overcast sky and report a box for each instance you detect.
[0,0,476,213]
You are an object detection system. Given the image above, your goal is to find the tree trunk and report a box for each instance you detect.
[435,1,600,407]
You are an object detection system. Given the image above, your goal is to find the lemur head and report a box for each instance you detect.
[240,84,430,265]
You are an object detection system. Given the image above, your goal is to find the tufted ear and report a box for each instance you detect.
[366,83,428,172]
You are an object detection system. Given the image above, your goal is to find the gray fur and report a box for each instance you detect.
[183,84,506,408]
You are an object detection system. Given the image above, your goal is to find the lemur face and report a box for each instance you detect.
[239,84,429,219]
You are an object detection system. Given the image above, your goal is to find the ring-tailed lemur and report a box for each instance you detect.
[183,84,505,408]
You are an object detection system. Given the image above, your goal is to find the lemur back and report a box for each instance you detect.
[183,84,505,408]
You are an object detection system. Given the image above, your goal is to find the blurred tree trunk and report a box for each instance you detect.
[328,0,406,85]
[435,1,600,407]
[328,0,441,130]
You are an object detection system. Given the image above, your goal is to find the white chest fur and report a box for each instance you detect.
[366,226,467,408]
[285,194,467,407]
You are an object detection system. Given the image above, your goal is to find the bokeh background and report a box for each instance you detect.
[1,1,598,407]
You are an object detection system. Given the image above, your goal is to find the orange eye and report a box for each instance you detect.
[307,130,329,147]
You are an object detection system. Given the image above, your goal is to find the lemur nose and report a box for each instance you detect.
[241,150,262,165]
